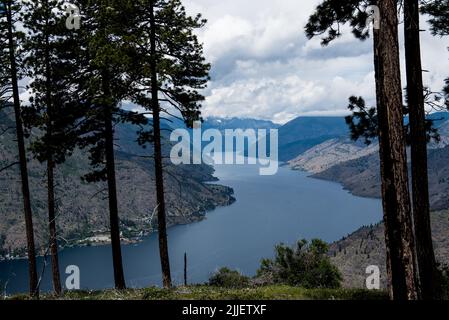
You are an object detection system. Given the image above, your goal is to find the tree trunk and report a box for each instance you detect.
[404,0,440,300]
[44,8,62,294]
[150,0,172,289]
[184,252,187,286]
[373,27,394,298]
[5,1,38,298]
[378,0,418,300]
[47,159,62,295]
[103,73,126,290]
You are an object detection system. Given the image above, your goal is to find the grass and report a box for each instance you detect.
[5,285,389,301]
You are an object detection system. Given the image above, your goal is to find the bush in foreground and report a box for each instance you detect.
[257,239,342,289]
[208,267,250,288]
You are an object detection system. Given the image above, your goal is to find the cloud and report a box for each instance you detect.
[183,0,449,124]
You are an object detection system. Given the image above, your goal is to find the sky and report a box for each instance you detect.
[182,0,449,124]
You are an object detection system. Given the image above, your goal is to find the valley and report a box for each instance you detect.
[2,111,449,292]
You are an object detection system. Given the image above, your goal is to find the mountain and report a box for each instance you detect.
[164,116,280,157]
[166,115,353,162]
[167,115,353,162]
[289,138,379,174]
[278,112,449,163]
[405,111,449,127]
[162,116,280,132]
[289,115,449,210]
[330,210,449,289]
[310,139,449,211]
[284,113,449,210]
[278,116,350,162]
[0,109,235,258]
[202,117,280,131]
[283,115,449,287]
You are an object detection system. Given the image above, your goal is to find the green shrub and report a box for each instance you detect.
[208,267,250,289]
[257,239,342,289]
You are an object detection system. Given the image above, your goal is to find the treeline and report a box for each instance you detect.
[306,0,449,300]
[0,0,209,297]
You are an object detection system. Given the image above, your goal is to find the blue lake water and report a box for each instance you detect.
[0,163,382,294]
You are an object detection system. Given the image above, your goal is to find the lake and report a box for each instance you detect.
[0,162,382,294]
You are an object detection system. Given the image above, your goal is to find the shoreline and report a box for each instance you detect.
[289,165,382,201]
[0,182,235,262]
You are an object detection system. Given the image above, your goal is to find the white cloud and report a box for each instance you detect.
[183,0,449,124]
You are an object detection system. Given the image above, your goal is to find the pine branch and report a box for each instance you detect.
[0,125,14,135]
[0,161,19,173]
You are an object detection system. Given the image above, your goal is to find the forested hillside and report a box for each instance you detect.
[0,109,234,258]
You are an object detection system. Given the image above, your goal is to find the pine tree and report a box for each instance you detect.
[422,0,449,35]
[306,0,418,299]
[20,0,88,295]
[345,1,445,299]
[0,0,38,297]
[404,0,440,300]
[129,0,210,288]
[378,0,418,299]
[344,96,440,146]
[70,0,147,290]
[422,0,449,107]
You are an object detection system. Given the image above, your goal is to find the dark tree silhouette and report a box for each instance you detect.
[70,0,147,290]
[422,0,449,35]
[345,96,378,146]
[345,95,440,146]
[129,0,210,288]
[0,0,38,297]
[377,0,418,299]
[21,0,89,295]
[404,0,440,299]
[306,0,419,299]
[345,0,449,299]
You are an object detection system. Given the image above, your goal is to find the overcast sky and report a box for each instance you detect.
[183,0,449,124]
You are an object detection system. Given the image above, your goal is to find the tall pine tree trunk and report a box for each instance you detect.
[5,1,38,297]
[150,0,172,289]
[378,0,418,300]
[44,14,62,294]
[102,72,126,290]
[373,27,394,298]
[404,0,440,300]
[45,90,62,295]
[46,158,61,294]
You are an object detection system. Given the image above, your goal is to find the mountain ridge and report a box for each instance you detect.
[330,210,449,289]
